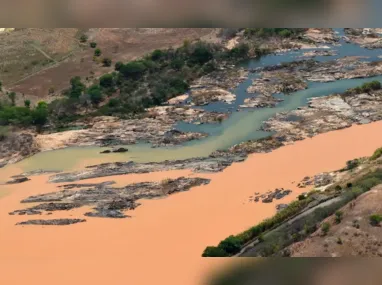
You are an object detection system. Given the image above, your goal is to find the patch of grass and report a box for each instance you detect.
[369,214,382,227]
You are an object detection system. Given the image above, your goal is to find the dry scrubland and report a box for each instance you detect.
[0,28,214,99]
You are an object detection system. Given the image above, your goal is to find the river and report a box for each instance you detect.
[5,29,382,173]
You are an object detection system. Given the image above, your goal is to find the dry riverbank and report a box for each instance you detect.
[1,121,382,285]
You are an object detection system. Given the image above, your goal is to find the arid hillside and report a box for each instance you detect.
[0,28,216,100]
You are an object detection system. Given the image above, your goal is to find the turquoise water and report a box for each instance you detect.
[10,30,382,171]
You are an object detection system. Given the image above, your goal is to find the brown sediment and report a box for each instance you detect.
[1,121,382,284]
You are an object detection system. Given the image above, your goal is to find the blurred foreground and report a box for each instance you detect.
[207,259,382,285]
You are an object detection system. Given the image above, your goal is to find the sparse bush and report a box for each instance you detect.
[90,42,97,48]
[337,237,343,244]
[346,182,353,188]
[369,214,382,226]
[321,222,330,235]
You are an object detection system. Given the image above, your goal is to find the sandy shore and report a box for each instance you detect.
[1,121,382,285]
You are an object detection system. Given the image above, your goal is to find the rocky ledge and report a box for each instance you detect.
[11,177,210,222]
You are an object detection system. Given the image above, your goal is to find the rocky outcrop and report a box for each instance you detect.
[242,75,307,108]
[190,87,236,106]
[0,133,40,167]
[262,90,382,143]
[344,28,382,49]
[11,177,210,221]
[5,175,30,184]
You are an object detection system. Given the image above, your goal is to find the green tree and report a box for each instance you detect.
[94,48,102,57]
[151,49,164,61]
[99,74,114,88]
[120,61,146,79]
[87,85,103,105]
[189,43,213,65]
[24,99,31,108]
[218,235,241,255]
[102,57,112,67]
[90,42,97,48]
[8,92,16,106]
[32,101,48,130]
[69,76,85,99]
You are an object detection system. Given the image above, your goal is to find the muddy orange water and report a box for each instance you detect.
[1,121,382,285]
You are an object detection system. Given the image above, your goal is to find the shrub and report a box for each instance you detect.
[298,194,306,200]
[102,57,112,67]
[335,185,342,191]
[94,48,102,57]
[90,42,97,48]
[337,237,343,245]
[24,100,31,108]
[80,34,88,43]
[369,214,382,226]
[202,246,228,257]
[335,211,343,224]
[115,61,123,71]
[321,222,330,235]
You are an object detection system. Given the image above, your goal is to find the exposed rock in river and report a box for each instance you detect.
[48,156,244,183]
[17,219,86,226]
[11,177,211,221]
